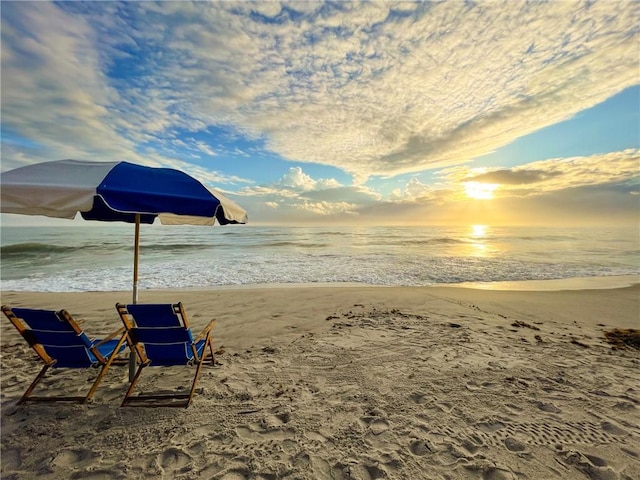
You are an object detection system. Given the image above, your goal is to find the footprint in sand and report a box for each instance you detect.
[504,436,527,453]
[158,446,192,474]
[51,448,101,470]
[536,401,562,413]
[409,392,427,404]
[409,440,431,456]
[621,447,639,458]
[584,454,608,467]
[369,419,390,435]
[359,416,390,436]
[480,466,517,480]
[504,403,524,415]
[475,420,506,433]
[261,409,291,428]
[465,461,517,480]
[471,421,624,447]
[459,437,483,455]
[235,424,296,443]
[600,421,628,436]
[557,450,618,480]
[435,401,455,413]
[2,448,21,470]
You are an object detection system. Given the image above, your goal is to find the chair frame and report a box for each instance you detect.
[2,305,128,404]
[116,302,217,408]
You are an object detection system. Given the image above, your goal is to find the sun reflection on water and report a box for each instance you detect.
[471,224,487,237]
[469,224,490,257]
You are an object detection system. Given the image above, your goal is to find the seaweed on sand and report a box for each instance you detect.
[603,329,640,350]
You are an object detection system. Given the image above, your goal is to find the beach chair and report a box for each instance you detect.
[1,305,128,404]
[115,302,217,408]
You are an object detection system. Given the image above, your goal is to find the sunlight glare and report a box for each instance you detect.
[464,182,497,200]
[471,224,487,237]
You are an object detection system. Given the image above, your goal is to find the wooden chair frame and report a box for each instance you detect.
[116,302,217,408]
[2,305,128,404]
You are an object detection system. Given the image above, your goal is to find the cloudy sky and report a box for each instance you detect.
[1,0,638,226]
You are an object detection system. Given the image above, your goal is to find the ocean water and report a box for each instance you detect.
[1,225,638,292]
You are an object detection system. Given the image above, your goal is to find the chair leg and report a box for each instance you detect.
[121,363,147,407]
[187,333,211,407]
[85,334,128,403]
[207,336,216,366]
[188,358,205,408]
[18,364,52,405]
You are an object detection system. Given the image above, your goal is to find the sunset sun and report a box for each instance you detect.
[463,182,498,200]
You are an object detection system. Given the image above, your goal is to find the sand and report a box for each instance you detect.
[1,281,639,479]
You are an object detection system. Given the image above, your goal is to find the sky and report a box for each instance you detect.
[1,0,639,227]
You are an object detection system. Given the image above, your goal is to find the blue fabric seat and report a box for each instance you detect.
[116,302,217,408]
[2,305,128,404]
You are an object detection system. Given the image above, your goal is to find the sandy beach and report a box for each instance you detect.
[1,281,639,480]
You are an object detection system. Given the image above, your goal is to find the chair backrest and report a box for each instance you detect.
[3,306,96,368]
[116,303,197,366]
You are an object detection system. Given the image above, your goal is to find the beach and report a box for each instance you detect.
[1,282,639,479]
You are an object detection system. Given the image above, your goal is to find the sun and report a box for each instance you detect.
[463,182,498,200]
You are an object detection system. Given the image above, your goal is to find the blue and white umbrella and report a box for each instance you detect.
[1,159,248,301]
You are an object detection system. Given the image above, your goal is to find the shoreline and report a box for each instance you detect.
[3,274,638,296]
[439,273,640,291]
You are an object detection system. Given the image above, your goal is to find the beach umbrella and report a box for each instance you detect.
[1,159,248,379]
[1,159,248,302]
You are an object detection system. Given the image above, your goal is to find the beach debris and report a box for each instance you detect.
[534,335,543,343]
[238,408,262,415]
[570,339,589,348]
[603,328,640,350]
[325,315,340,321]
[262,346,278,354]
[448,323,462,328]
[511,320,540,330]
[333,322,353,328]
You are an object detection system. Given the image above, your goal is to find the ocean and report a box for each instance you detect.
[1,225,638,292]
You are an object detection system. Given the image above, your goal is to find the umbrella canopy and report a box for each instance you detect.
[1,159,248,301]
[1,159,247,225]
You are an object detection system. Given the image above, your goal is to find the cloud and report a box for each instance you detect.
[389,177,433,202]
[238,165,381,221]
[441,149,640,197]
[175,1,638,181]
[277,166,324,191]
[295,201,358,216]
[2,1,637,184]
[0,2,251,189]
[462,169,560,185]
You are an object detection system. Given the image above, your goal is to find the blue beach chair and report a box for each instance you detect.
[1,305,128,404]
[115,302,217,408]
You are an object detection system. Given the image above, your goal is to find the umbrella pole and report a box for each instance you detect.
[129,214,141,381]
[133,214,140,305]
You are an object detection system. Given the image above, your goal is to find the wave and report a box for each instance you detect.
[258,241,331,248]
[2,241,226,254]
[140,243,218,252]
[1,243,82,255]
[361,237,469,246]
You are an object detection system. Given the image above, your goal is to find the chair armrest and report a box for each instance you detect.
[93,326,127,347]
[193,319,217,343]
